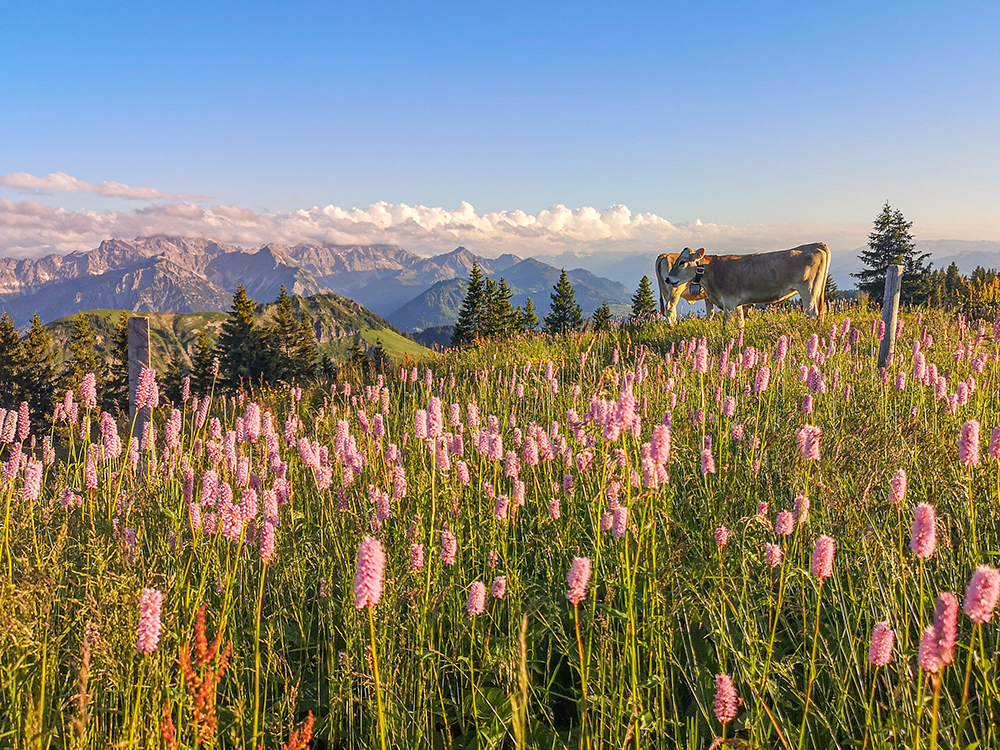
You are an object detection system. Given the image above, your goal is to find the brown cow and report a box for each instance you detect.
[654,252,714,326]
[661,243,831,328]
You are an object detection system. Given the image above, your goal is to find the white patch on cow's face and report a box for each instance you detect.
[665,249,698,286]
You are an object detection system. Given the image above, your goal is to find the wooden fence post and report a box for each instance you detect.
[877,265,902,369]
[128,316,151,437]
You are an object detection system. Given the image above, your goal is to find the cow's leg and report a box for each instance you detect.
[735,305,746,330]
[704,299,714,319]
[799,284,820,319]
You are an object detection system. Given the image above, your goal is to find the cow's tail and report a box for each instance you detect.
[816,242,832,322]
[655,255,666,315]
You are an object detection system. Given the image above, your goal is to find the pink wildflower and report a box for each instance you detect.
[612,507,629,540]
[918,625,943,673]
[934,593,958,665]
[910,503,937,560]
[960,419,981,467]
[136,588,163,654]
[810,535,835,580]
[765,543,783,568]
[441,531,458,565]
[714,526,729,547]
[713,674,739,725]
[467,581,487,616]
[775,510,794,536]
[260,522,276,563]
[889,469,907,506]
[410,544,425,570]
[548,496,561,520]
[491,576,507,599]
[964,566,1000,624]
[566,556,592,605]
[868,621,895,667]
[352,536,385,609]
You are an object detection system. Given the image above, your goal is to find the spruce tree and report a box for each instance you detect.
[452,262,486,346]
[191,329,217,396]
[266,286,300,382]
[945,262,962,294]
[347,334,368,366]
[64,313,101,394]
[291,305,319,380]
[521,297,539,331]
[217,285,266,391]
[853,203,931,303]
[18,314,57,419]
[824,274,841,302]
[629,275,657,321]
[543,269,584,335]
[103,312,131,414]
[0,312,26,408]
[591,300,613,332]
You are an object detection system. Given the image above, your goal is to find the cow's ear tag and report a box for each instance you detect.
[695,247,706,258]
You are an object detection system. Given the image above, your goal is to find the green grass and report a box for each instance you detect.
[3,303,1000,749]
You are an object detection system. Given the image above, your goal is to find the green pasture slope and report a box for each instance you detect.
[45,291,429,371]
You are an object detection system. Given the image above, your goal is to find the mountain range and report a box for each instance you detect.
[0,236,632,331]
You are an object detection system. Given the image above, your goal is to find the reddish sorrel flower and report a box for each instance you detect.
[352,537,385,609]
[566,557,592,605]
[713,674,739,725]
[910,503,937,560]
[612,507,629,540]
[137,588,164,654]
[867,621,895,667]
[810,535,835,580]
[964,566,1000,624]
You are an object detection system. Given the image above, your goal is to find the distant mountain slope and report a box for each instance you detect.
[45,291,427,372]
[387,278,468,330]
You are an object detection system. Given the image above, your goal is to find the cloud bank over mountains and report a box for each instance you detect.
[0,170,867,259]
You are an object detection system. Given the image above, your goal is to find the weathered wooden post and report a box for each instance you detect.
[877,264,902,369]
[128,316,151,437]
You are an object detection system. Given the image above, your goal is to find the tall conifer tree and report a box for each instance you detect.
[19,314,57,419]
[0,312,25,408]
[452,262,486,347]
[543,270,584,334]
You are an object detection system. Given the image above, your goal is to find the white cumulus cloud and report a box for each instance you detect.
[0,171,870,259]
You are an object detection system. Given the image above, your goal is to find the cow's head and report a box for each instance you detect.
[664,247,706,286]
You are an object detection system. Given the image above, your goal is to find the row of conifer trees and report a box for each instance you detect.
[450,263,658,346]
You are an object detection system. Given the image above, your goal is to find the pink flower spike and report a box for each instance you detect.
[764,543,783,569]
[964,566,1000,624]
[467,581,486,616]
[960,419,981,467]
[775,511,794,536]
[910,503,937,560]
[918,625,943,673]
[566,556,592,605]
[867,621,895,667]
[136,588,164,654]
[714,526,729,547]
[713,674,739,725]
[934,593,958,665]
[352,536,385,609]
[810,535,835,581]
[889,469,907,506]
[491,576,507,599]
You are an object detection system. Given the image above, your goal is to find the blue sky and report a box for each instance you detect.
[2,1,998,257]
